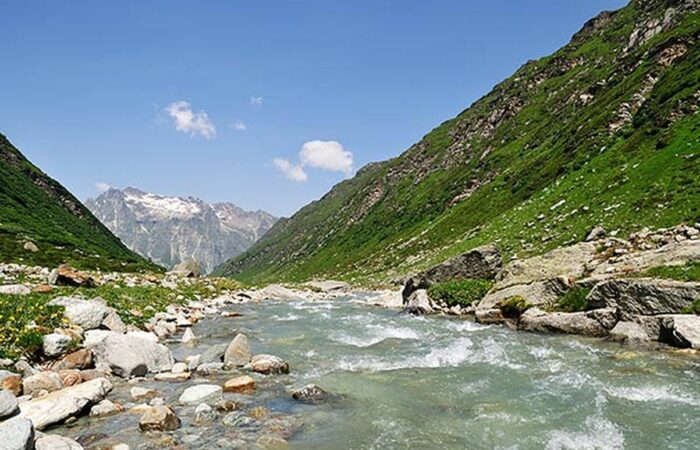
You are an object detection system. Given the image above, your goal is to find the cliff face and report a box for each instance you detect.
[217,0,700,284]
[86,188,277,273]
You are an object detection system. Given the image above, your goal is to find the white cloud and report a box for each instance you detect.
[95,182,112,193]
[232,120,247,131]
[273,158,307,182]
[300,140,353,173]
[165,100,216,139]
[250,96,264,107]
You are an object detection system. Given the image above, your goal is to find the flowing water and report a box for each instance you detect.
[55,295,700,449]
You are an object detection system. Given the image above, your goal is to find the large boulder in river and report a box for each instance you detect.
[19,378,112,430]
[403,245,502,301]
[223,333,251,368]
[258,284,303,301]
[48,297,110,330]
[0,416,34,450]
[587,279,700,319]
[659,315,700,349]
[518,307,617,337]
[92,333,174,378]
[402,290,434,315]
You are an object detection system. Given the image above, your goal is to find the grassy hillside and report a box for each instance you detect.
[0,134,160,271]
[217,0,700,285]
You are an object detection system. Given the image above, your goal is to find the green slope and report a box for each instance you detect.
[217,0,700,285]
[0,134,159,271]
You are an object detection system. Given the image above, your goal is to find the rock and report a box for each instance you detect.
[477,277,571,311]
[131,387,157,400]
[185,355,201,371]
[154,372,190,382]
[193,402,216,425]
[83,330,114,348]
[195,363,224,375]
[475,308,506,325]
[224,333,251,368]
[32,285,53,294]
[178,384,223,405]
[125,331,158,343]
[19,378,112,430]
[518,307,617,337]
[23,241,39,253]
[200,343,228,364]
[48,297,110,330]
[49,265,96,288]
[170,260,202,278]
[591,240,700,278]
[250,354,289,375]
[51,349,93,371]
[101,310,127,333]
[609,321,654,344]
[2,374,23,396]
[0,285,31,295]
[42,334,72,358]
[291,384,330,403]
[57,370,82,387]
[0,389,19,419]
[402,245,502,301]
[181,328,196,345]
[0,416,34,450]
[139,404,181,431]
[89,399,123,417]
[585,226,606,241]
[258,284,303,301]
[306,280,349,292]
[92,333,174,378]
[659,315,700,349]
[256,435,289,449]
[368,290,404,309]
[587,279,700,319]
[223,375,256,394]
[23,372,63,396]
[154,321,176,339]
[171,362,188,374]
[402,290,433,315]
[35,435,83,450]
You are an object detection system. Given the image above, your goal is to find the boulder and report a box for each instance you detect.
[402,290,433,315]
[659,315,700,349]
[89,399,123,417]
[130,387,157,400]
[193,403,216,425]
[587,279,700,319]
[178,385,223,405]
[306,281,349,292]
[126,331,158,343]
[200,343,228,364]
[250,354,289,375]
[367,291,403,309]
[477,277,571,311]
[57,370,82,387]
[170,260,202,278]
[0,416,34,450]
[35,435,83,450]
[223,375,256,394]
[590,239,700,278]
[181,328,196,345]
[23,241,39,253]
[32,285,53,294]
[48,265,96,288]
[23,372,63,396]
[609,321,655,344]
[101,310,127,333]
[2,374,23,396]
[258,284,302,301]
[224,333,251,368]
[0,389,19,419]
[18,378,113,430]
[585,226,606,241]
[48,297,110,330]
[518,307,617,337]
[403,245,502,301]
[92,334,174,378]
[51,349,93,371]
[154,372,190,382]
[139,404,181,431]
[291,384,331,403]
[0,285,31,295]
[42,334,72,358]
[475,308,506,325]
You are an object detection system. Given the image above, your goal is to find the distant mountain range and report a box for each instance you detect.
[0,134,154,271]
[86,188,277,273]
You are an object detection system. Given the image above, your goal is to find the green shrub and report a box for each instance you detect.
[427,279,494,307]
[554,287,592,312]
[0,292,66,359]
[681,299,700,315]
[634,262,700,282]
[497,295,532,318]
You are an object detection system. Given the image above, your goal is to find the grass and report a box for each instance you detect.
[0,292,67,359]
[552,287,591,313]
[632,262,700,282]
[427,279,493,307]
[218,1,700,286]
[497,296,532,319]
[681,299,700,315]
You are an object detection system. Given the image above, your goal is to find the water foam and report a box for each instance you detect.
[546,416,625,450]
[331,324,421,348]
[606,385,700,406]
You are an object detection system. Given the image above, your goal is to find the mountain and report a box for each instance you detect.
[217,0,700,284]
[86,187,277,273]
[0,134,156,271]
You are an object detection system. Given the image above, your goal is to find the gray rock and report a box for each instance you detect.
[402,289,434,315]
[22,372,63,396]
[0,416,34,450]
[200,343,228,364]
[19,378,112,430]
[403,245,502,301]
[193,403,216,425]
[35,435,83,450]
[92,333,174,378]
[42,334,72,358]
[171,259,202,278]
[139,404,181,431]
[587,279,700,319]
[367,291,404,309]
[518,307,617,337]
[609,321,654,344]
[178,385,223,405]
[291,384,331,403]
[181,328,196,345]
[48,297,110,330]
[585,226,606,241]
[223,333,251,368]
[0,389,19,419]
[195,363,225,375]
[477,277,571,311]
[250,354,290,375]
[89,399,122,417]
[258,284,302,300]
[0,285,31,295]
[659,315,700,349]
[101,310,127,333]
[306,280,349,292]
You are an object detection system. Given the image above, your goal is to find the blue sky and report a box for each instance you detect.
[0,0,626,217]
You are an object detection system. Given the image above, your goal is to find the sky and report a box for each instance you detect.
[0,0,627,217]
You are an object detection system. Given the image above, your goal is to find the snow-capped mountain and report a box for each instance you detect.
[85,187,277,273]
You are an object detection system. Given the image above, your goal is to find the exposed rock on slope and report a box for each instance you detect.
[86,187,277,273]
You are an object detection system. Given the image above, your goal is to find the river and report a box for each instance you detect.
[55,295,700,449]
